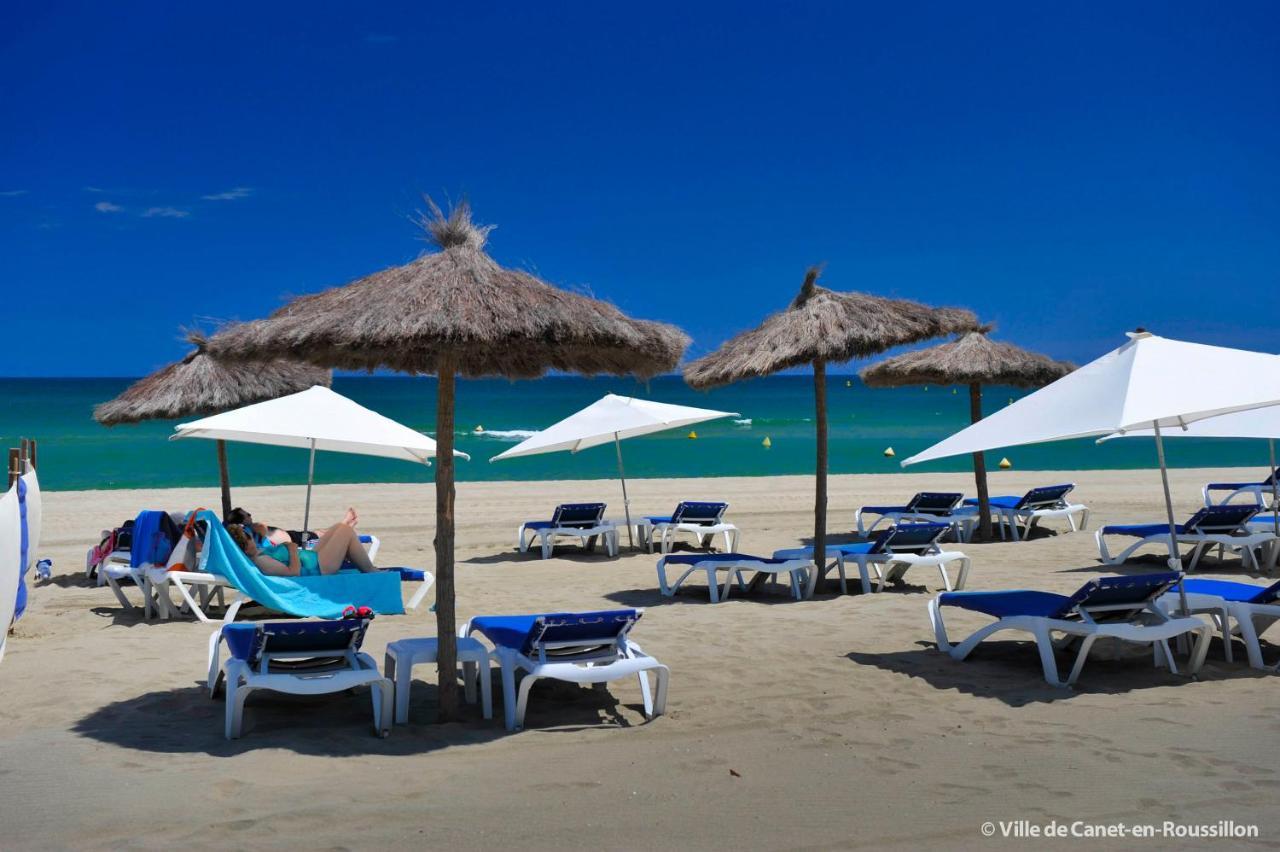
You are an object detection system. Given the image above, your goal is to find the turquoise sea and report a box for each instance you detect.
[2,376,1273,492]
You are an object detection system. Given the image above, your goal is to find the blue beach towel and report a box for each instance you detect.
[197,511,403,618]
[14,478,28,622]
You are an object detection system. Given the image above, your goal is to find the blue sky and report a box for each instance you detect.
[2,1,1277,377]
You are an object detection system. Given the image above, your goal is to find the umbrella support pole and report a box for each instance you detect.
[614,433,635,549]
[969,383,993,541]
[216,439,232,520]
[434,364,461,721]
[1269,439,1278,571]
[1153,422,1190,620]
[809,359,828,597]
[303,437,316,533]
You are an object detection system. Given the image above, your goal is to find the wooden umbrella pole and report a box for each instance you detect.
[216,439,233,519]
[969,383,992,540]
[811,359,828,595]
[434,363,461,721]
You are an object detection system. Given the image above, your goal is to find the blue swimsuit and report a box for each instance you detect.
[260,542,321,576]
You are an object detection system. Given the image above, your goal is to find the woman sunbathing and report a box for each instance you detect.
[227,518,376,577]
[226,506,358,546]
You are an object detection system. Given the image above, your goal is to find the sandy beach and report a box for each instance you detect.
[2,467,1279,850]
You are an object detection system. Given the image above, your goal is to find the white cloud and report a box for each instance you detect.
[94,201,124,213]
[83,186,105,193]
[0,189,28,197]
[142,206,190,218]
[201,186,252,201]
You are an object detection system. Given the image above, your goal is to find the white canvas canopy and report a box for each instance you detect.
[903,332,1280,611]
[1100,405,1280,534]
[904,333,1280,466]
[491,393,738,545]
[173,385,468,528]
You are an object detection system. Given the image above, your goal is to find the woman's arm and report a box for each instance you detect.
[252,553,298,576]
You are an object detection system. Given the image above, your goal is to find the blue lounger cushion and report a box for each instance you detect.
[648,502,729,526]
[660,553,791,566]
[859,505,908,515]
[937,590,1076,619]
[528,504,607,531]
[1181,578,1280,605]
[472,609,639,656]
[1102,505,1256,539]
[220,619,369,664]
[938,572,1181,620]
[1101,522,1187,538]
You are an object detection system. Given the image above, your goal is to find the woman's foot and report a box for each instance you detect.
[342,507,359,528]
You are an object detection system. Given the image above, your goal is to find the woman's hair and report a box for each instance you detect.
[225,507,252,526]
[226,523,254,553]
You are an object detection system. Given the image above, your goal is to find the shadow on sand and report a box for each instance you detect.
[846,638,1261,707]
[74,673,652,756]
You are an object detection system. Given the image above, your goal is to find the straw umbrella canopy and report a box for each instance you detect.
[94,332,331,517]
[860,326,1075,539]
[207,200,689,720]
[684,267,979,594]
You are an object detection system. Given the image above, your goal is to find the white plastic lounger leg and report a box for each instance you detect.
[223,661,252,739]
[405,572,435,611]
[1062,633,1101,686]
[370,677,392,737]
[207,629,226,697]
[173,578,213,623]
[1236,611,1268,669]
[928,597,953,652]
[513,674,540,730]
[105,574,136,613]
[498,650,519,731]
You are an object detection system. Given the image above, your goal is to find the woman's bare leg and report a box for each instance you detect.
[316,524,356,572]
[315,523,377,572]
[343,533,376,572]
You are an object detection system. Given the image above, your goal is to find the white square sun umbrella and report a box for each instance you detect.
[173,385,468,530]
[490,393,739,546]
[903,331,1280,612]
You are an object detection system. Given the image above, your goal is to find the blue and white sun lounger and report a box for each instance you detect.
[1158,578,1280,669]
[151,521,429,621]
[656,552,813,602]
[517,503,618,559]
[642,501,739,554]
[929,572,1210,686]
[1096,505,1272,572]
[161,511,416,621]
[1202,467,1280,508]
[964,484,1089,541]
[207,617,393,739]
[465,608,669,731]
[774,522,970,596]
[855,492,967,539]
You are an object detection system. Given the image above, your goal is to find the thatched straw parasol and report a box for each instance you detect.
[207,200,689,720]
[684,267,979,593]
[94,333,331,517]
[860,326,1074,539]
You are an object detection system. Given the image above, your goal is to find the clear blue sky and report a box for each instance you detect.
[3,2,1277,377]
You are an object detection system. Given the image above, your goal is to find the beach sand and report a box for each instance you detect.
[2,467,1279,850]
